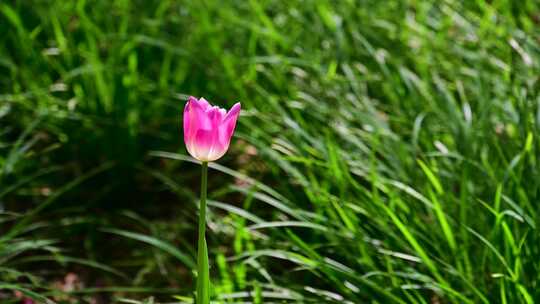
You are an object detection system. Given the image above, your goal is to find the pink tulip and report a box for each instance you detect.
[183,96,241,162]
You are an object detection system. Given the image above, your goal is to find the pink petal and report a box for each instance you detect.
[218,103,241,149]
[184,97,211,153]
[193,129,214,160]
[207,106,224,128]
[183,97,240,161]
[193,128,226,161]
[223,103,241,123]
[196,97,210,110]
[183,98,196,141]
[190,99,212,131]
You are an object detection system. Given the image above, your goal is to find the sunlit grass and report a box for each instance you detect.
[1,0,540,303]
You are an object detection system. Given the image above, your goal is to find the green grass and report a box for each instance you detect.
[1,0,540,303]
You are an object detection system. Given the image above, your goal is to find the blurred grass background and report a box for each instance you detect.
[1,0,540,303]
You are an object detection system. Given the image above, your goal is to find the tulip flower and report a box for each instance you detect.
[184,96,241,162]
[182,96,240,304]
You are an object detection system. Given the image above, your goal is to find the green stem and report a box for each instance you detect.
[196,162,210,304]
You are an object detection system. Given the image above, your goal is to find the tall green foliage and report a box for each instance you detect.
[1,0,539,302]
